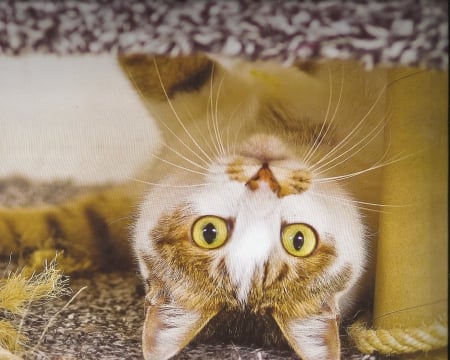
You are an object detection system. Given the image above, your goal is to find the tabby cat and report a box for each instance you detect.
[125,55,388,360]
[0,54,391,359]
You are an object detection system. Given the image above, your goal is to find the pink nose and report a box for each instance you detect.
[246,163,280,194]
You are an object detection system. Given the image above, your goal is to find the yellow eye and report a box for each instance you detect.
[191,216,229,249]
[281,223,318,257]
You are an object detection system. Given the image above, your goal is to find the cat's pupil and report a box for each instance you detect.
[293,231,304,250]
[203,223,217,244]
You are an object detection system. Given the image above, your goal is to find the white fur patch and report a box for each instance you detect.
[223,184,280,303]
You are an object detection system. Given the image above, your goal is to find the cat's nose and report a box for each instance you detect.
[246,163,280,194]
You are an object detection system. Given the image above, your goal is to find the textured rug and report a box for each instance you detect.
[0,177,382,360]
[0,0,447,69]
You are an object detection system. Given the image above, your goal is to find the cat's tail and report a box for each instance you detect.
[0,184,141,273]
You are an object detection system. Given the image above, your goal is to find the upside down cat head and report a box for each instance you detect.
[133,131,367,360]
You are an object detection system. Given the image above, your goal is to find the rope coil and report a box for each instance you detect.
[348,316,448,355]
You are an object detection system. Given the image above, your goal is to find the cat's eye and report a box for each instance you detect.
[281,223,318,257]
[191,216,229,249]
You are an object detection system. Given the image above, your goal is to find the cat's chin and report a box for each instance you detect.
[238,134,290,162]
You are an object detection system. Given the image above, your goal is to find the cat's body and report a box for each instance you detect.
[0,55,390,359]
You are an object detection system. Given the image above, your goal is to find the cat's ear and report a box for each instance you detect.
[272,301,341,360]
[142,292,217,360]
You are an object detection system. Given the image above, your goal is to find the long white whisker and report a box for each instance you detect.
[312,70,427,170]
[214,74,227,155]
[107,215,135,226]
[159,140,212,171]
[152,112,211,166]
[122,63,212,166]
[313,114,388,175]
[314,64,346,153]
[206,63,222,157]
[312,190,412,208]
[314,150,422,183]
[377,113,394,164]
[303,64,335,163]
[232,115,246,157]
[179,102,218,156]
[387,69,428,88]
[225,115,231,156]
[127,177,221,188]
[152,57,214,163]
[313,82,387,169]
[225,100,248,156]
[311,191,410,214]
[149,152,213,176]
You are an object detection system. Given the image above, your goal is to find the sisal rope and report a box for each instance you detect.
[348,316,448,355]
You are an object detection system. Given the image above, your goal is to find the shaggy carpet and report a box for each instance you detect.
[0,177,383,360]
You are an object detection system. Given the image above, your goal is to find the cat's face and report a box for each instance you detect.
[134,131,366,360]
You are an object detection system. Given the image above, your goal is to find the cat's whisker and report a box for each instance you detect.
[387,69,428,88]
[214,74,227,156]
[377,115,394,164]
[304,64,344,164]
[311,191,402,215]
[302,66,333,163]
[312,69,427,171]
[175,99,218,157]
[312,190,412,209]
[312,83,387,170]
[151,112,212,167]
[149,152,213,176]
[122,63,212,167]
[127,177,221,188]
[354,206,394,214]
[152,57,215,164]
[232,117,246,158]
[225,114,232,156]
[159,141,213,172]
[314,150,421,183]
[206,63,223,158]
[314,64,346,154]
[225,99,248,156]
[316,106,400,179]
[312,114,388,176]
[107,215,135,226]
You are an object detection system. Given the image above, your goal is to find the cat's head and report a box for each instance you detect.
[133,130,367,360]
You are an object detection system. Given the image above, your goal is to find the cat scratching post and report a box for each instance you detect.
[351,68,448,358]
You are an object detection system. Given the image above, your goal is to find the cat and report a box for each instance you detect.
[0,54,391,359]
[122,55,389,360]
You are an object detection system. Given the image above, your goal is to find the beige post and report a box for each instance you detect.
[373,68,448,358]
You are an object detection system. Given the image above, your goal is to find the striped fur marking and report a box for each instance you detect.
[45,213,66,250]
[167,60,213,97]
[84,206,118,269]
